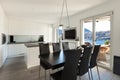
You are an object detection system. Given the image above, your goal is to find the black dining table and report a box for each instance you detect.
[40,50,66,69]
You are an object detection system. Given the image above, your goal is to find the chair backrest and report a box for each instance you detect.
[39,43,51,69]
[62,42,69,51]
[78,47,92,76]
[61,49,82,80]
[39,43,50,56]
[90,45,101,68]
[81,45,87,49]
[52,43,60,52]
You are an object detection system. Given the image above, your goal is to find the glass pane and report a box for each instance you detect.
[82,19,93,45]
[57,27,63,41]
[95,16,110,45]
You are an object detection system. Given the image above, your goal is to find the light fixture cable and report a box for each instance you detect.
[59,0,64,26]
[59,0,70,27]
[64,0,70,27]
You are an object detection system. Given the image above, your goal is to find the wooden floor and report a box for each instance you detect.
[0,56,120,80]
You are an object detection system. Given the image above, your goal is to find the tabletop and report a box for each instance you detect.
[40,51,66,68]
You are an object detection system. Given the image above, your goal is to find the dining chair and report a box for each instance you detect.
[89,45,101,80]
[39,43,51,80]
[50,49,82,80]
[81,45,87,49]
[52,42,64,70]
[52,43,61,52]
[78,47,92,80]
[62,42,69,51]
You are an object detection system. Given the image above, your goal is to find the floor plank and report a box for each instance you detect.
[0,56,120,80]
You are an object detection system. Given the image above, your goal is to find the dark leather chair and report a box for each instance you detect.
[78,47,92,80]
[81,45,87,49]
[39,43,51,80]
[52,43,64,70]
[89,45,101,80]
[50,49,82,80]
[62,42,69,51]
[52,43,60,52]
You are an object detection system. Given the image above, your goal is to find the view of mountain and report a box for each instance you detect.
[84,28,91,32]
[84,28,110,44]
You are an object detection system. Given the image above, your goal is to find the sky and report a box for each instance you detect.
[83,20,110,32]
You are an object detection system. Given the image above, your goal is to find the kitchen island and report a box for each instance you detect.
[24,43,40,68]
[24,42,53,68]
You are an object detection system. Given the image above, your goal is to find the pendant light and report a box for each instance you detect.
[59,0,70,28]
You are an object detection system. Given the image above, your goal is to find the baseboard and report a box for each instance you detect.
[0,56,7,68]
[27,62,39,69]
[7,54,24,58]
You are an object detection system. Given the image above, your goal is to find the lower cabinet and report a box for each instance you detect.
[8,44,27,58]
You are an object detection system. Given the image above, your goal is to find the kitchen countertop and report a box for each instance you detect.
[8,41,44,44]
[8,41,44,47]
[24,42,44,47]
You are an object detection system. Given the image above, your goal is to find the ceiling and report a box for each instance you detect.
[0,0,109,24]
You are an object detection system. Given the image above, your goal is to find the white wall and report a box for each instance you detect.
[53,0,120,69]
[8,18,52,42]
[0,4,8,67]
[48,24,53,42]
[7,18,53,57]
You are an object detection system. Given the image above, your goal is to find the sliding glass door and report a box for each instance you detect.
[95,15,111,68]
[81,13,112,69]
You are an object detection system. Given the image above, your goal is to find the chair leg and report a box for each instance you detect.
[96,65,100,80]
[45,70,46,80]
[49,70,50,80]
[50,77,52,80]
[79,76,81,80]
[88,69,91,80]
[39,65,41,79]
[90,68,93,80]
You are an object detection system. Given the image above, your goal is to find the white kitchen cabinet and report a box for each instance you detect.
[25,47,39,68]
[8,44,27,58]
